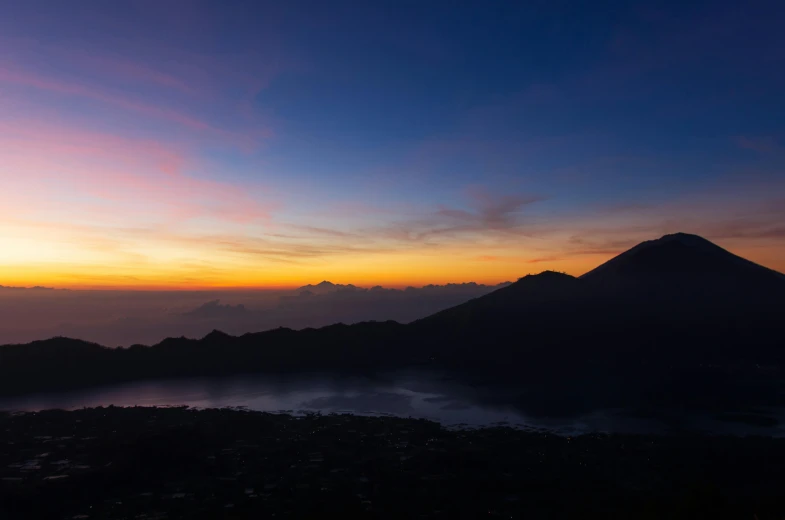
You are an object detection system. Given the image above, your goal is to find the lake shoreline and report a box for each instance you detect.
[2,371,783,437]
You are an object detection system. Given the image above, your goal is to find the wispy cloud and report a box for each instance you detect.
[61,49,200,96]
[0,43,273,151]
[0,66,212,132]
[282,224,360,238]
[0,120,275,225]
[735,136,782,154]
[376,189,545,244]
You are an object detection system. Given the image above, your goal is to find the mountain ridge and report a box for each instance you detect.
[294,280,513,296]
[2,232,784,414]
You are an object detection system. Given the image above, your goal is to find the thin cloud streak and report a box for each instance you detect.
[0,120,275,226]
[0,66,211,131]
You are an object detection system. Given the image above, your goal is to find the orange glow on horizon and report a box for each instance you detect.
[2,241,783,291]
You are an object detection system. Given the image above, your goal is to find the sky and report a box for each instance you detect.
[1,0,784,289]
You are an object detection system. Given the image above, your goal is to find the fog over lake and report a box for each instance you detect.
[2,370,783,437]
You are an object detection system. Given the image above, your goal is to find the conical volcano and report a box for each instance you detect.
[581,232,785,288]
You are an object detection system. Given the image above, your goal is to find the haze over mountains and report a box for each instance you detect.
[294,280,510,296]
[0,286,58,291]
[1,233,783,415]
[0,280,510,347]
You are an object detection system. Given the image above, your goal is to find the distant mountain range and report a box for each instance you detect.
[295,281,360,295]
[0,285,58,291]
[2,233,784,415]
[293,280,511,296]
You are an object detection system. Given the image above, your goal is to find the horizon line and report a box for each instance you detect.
[0,278,519,292]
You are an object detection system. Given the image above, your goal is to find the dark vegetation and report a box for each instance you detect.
[1,233,784,416]
[2,406,785,520]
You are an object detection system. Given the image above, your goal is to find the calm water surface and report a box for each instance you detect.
[1,371,782,436]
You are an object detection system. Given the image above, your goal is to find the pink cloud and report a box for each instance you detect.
[0,66,211,131]
[0,34,283,155]
[0,35,203,96]
[0,64,274,152]
[0,120,185,175]
[0,120,274,225]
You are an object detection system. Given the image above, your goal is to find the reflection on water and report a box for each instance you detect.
[0,372,541,428]
[0,371,783,436]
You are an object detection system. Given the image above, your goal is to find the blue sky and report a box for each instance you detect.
[1,0,784,287]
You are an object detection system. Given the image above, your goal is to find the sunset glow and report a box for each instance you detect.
[2,2,784,289]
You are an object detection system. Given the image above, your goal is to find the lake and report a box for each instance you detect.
[1,370,782,436]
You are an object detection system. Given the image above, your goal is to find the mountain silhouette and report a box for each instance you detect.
[581,232,785,288]
[2,233,784,415]
[417,232,785,331]
[292,280,511,297]
[412,271,582,332]
[295,281,359,295]
[183,300,248,319]
[0,285,57,290]
[408,233,785,412]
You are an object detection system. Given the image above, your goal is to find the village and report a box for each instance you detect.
[2,406,784,519]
